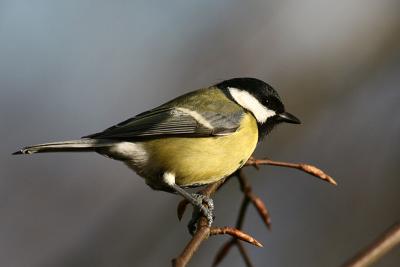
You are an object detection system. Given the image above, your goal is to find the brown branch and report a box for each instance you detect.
[341,222,400,267]
[246,157,337,186]
[177,199,189,221]
[210,227,263,247]
[212,169,269,267]
[236,241,255,267]
[213,240,236,267]
[172,221,210,267]
[172,179,226,267]
[248,193,271,229]
[238,170,272,229]
[173,157,335,267]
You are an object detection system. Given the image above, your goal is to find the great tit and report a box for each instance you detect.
[13,77,300,228]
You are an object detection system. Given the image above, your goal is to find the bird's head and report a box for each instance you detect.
[217,77,300,137]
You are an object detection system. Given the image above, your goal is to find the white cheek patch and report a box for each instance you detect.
[228,87,276,123]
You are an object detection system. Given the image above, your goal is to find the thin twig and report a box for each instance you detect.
[173,158,335,267]
[248,192,271,229]
[245,157,337,186]
[237,241,255,267]
[210,227,263,247]
[212,240,236,267]
[341,222,400,267]
[172,179,226,267]
[237,171,272,230]
[212,170,265,266]
[177,199,189,221]
[172,220,210,267]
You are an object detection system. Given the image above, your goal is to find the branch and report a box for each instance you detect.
[212,170,270,267]
[210,227,263,247]
[246,157,337,186]
[172,177,262,267]
[341,222,400,267]
[172,179,225,267]
[173,157,335,267]
[172,219,210,267]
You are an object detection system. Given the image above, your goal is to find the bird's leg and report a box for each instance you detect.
[171,186,214,234]
[163,172,214,234]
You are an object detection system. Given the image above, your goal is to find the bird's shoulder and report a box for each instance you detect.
[162,86,240,113]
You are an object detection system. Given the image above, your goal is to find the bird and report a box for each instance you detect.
[13,77,300,232]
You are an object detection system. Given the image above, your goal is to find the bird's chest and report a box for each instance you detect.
[134,113,259,188]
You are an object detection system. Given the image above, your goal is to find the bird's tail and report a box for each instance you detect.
[12,138,116,155]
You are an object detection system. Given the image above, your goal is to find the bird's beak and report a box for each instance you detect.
[277,112,301,124]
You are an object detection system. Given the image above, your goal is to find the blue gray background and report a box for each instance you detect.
[1,1,399,266]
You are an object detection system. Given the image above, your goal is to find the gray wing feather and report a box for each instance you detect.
[85,106,243,140]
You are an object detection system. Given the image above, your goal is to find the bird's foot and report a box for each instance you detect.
[187,193,214,235]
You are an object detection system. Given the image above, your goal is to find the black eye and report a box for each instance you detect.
[262,98,270,106]
[265,97,284,113]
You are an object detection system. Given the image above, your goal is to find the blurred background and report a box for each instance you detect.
[1,0,399,266]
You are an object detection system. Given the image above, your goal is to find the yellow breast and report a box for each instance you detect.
[139,113,258,187]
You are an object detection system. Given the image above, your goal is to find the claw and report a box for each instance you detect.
[187,193,215,235]
[191,193,214,211]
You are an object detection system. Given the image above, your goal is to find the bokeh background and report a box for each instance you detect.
[1,1,399,266]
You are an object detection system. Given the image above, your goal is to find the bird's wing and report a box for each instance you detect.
[84,105,244,140]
